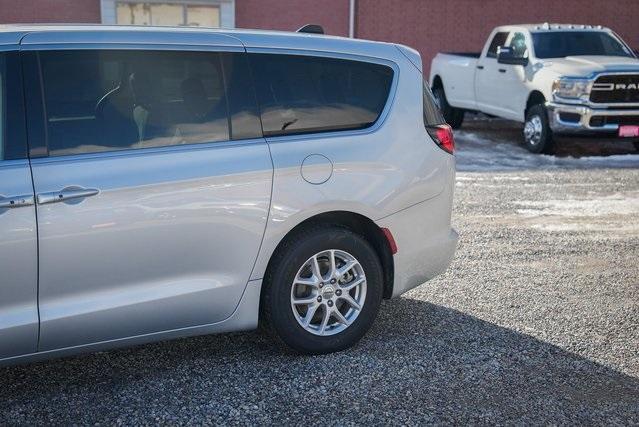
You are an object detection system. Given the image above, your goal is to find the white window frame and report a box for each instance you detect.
[101,0,235,28]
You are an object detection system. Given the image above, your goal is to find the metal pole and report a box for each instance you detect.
[349,0,356,38]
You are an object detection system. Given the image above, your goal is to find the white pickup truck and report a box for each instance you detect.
[430,24,639,153]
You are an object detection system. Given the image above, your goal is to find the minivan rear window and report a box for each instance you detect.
[423,82,445,127]
[250,54,393,137]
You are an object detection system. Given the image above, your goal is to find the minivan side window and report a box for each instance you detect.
[487,32,509,58]
[37,50,261,157]
[0,52,28,161]
[250,54,393,137]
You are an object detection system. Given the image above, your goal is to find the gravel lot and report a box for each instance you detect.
[1,119,638,425]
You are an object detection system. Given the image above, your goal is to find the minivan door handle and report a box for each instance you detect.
[37,187,100,205]
[0,194,35,209]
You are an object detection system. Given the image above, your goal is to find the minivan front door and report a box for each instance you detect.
[0,50,38,360]
[23,48,271,351]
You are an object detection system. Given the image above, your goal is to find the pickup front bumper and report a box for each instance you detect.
[546,102,639,134]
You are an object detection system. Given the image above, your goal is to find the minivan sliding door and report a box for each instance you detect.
[22,47,271,351]
[0,50,39,360]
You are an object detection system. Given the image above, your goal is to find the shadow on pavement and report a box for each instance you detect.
[1,298,637,424]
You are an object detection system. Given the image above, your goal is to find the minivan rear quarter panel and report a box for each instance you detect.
[244,47,454,295]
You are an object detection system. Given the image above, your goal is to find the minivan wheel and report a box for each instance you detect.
[261,227,383,354]
[433,86,464,129]
[524,104,555,154]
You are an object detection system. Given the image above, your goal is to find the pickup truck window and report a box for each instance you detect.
[487,32,509,58]
[532,31,634,59]
[509,32,528,58]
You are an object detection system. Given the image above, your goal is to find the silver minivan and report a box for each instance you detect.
[0,25,457,365]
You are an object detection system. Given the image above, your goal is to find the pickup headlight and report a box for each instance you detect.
[552,78,591,100]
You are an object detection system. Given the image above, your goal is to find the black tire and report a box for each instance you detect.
[433,86,464,129]
[524,104,555,154]
[260,226,383,355]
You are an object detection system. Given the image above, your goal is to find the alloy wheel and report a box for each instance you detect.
[290,249,367,336]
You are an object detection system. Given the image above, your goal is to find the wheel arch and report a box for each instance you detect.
[431,74,443,89]
[525,90,546,116]
[261,211,395,301]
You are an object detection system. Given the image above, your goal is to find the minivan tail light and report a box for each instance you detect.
[426,124,455,154]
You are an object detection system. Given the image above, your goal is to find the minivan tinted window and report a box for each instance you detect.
[38,50,261,157]
[0,52,27,160]
[250,54,393,137]
[423,82,445,127]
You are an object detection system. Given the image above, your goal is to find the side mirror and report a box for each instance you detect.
[497,46,529,66]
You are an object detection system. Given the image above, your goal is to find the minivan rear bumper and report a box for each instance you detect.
[375,182,458,298]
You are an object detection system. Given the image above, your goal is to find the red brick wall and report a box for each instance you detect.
[236,0,349,36]
[0,0,100,23]
[356,0,639,76]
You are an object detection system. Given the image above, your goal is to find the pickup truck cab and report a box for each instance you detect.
[430,24,639,153]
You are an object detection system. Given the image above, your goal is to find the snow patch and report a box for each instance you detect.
[516,193,639,218]
[455,130,639,172]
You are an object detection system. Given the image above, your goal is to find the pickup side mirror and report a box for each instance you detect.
[497,46,529,66]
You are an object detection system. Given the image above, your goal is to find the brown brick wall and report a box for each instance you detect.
[235,0,350,36]
[355,0,639,76]
[0,0,101,23]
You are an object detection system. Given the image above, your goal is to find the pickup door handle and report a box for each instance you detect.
[0,194,35,209]
[476,65,484,70]
[498,68,507,73]
[37,187,99,205]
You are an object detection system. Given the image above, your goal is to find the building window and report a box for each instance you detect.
[116,2,221,27]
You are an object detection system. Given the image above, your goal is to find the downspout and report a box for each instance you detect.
[348,0,356,38]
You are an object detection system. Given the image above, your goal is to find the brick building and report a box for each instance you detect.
[1,0,638,74]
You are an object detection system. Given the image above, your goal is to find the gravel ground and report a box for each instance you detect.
[1,119,638,425]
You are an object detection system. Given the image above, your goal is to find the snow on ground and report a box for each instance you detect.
[515,192,639,234]
[454,123,639,235]
[455,130,639,172]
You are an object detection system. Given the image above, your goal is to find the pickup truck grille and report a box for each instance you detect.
[590,74,639,104]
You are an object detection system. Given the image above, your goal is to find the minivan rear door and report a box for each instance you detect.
[0,50,39,359]
[21,34,271,351]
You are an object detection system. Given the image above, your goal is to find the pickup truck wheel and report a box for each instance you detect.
[524,104,555,154]
[433,86,464,129]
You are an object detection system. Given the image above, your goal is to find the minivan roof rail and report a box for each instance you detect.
[297,24,324,35]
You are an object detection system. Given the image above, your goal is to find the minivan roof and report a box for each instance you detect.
[0,24,402,61]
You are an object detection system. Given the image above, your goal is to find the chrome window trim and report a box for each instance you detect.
[0,158,30,169]
[20,43,245,53]
[245,47,400,144]
[28,137,266,165]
